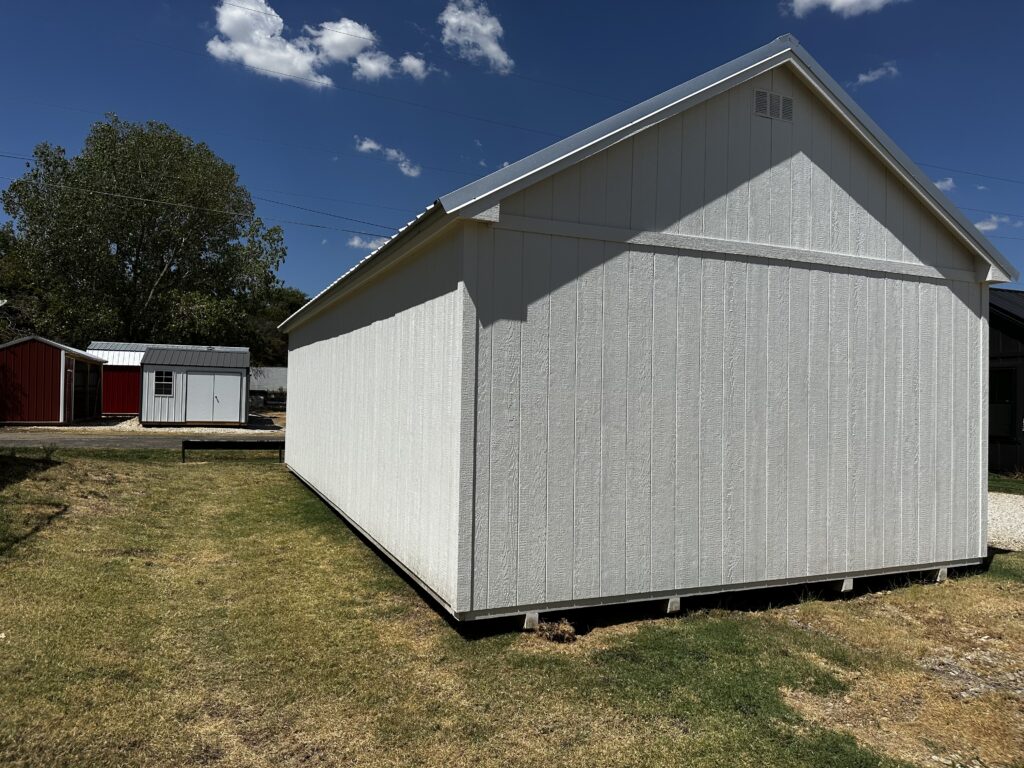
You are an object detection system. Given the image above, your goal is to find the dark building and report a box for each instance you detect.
[990,288,1024,473]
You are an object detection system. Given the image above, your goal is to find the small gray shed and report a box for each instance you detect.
[140,345,250,426]
[281,35,1017,623]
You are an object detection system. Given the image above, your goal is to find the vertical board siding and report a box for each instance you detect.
[471,226,985,612]
[519,233,550,605]
[459,63,990,613]
[512,65,977,273]
[626,251,655,593]
[287,231,464,609]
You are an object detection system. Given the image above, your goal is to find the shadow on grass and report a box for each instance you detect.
[0,447,59,491]
[0,448,67,555]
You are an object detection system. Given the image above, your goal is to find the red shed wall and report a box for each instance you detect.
[0,339,62,422]
[102,366,141,415]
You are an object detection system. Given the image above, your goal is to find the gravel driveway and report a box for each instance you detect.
[989,492,1024,550]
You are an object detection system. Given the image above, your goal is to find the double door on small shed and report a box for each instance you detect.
[185,371,244,423]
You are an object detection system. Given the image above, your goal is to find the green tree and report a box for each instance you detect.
[0,115,291,360]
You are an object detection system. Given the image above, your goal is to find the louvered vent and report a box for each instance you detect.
[754,89,768,117]
[754,89,794,122]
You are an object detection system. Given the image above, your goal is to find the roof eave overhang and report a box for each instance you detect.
[279,204,454,334]
[440,36,1016,284]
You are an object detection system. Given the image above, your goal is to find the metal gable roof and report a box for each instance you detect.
[0,335,106,363]
[140,346,250,369]
[280,34,1016,334]
[991,287,1024,322]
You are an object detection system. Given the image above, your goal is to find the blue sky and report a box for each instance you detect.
[2,0,1023,296]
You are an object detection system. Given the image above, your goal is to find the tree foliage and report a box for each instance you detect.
[0,115,301,364]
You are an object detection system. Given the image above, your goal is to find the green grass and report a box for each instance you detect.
[1,449,1021,767]
[989,472,1024,495]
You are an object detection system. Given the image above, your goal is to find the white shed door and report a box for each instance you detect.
[185,373,215,422]
[212,372,241,422]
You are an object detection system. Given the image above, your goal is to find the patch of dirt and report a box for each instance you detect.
[776,579,1024,767]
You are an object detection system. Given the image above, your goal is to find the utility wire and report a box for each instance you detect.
[918,162,1024,188]
[0,174,392,239]
[10,96,479,180]
[0,153,401,230]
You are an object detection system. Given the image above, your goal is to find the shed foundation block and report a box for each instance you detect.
[666,597,681,614]
[932,567,948,583]
[523,611,540,631]
[834,577,854,593]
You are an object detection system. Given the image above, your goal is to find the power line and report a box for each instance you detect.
[918,162,1024,188]
[10,96,480,179]
[0,174,391,239]
[252,195,394,230]
[0,152,401,230]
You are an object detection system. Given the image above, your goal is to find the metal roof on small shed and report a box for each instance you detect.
[991,288,1024,322]
[0,335,106,363]
[140,346,249,368]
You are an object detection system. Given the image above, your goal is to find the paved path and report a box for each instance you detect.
[0,432,284,450]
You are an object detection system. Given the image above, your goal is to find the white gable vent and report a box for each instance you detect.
[754,89,793,122]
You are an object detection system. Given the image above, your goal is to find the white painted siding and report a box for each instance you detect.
[286,231,465,609]
[501,65,977,276]
[140,365,248,424]
[468,231,986,613]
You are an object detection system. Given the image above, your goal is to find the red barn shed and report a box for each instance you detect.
[0,336,105,424]
[87,341,148,417]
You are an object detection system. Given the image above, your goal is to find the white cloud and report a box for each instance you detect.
[789,0,905,18]
[976,214,1010,232]
[853,62,899,87]
[353,50,396,80]
[438,0,513,74]
[347,235,389,250]
[399,54,429,80]
[976,184,988,191]
[354,135,421,177]
[321,239,328,245]
[934,177,955,192]
[207,1,429,86]
[206,0,330,87]
[306,18,376,63]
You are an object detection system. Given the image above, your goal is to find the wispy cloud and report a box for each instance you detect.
[206,0,430,87]
[438,0,513,74]
[354,135,421,177]
[399,54,429,80]
[787,0,905,18]
[852,62,899,88]
[975,214,1023,233]
[347,235,389,250]
[976,184,988,191]
[934,177,955,192]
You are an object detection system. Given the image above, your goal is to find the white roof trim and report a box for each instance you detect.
[439,34,1015,283]
[282,34,1015,333]
[0,335,106,363]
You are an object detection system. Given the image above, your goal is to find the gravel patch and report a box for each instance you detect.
[989,492,1024,550]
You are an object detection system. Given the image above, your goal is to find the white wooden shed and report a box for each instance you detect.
[139,345,250,426]
[281,35,1017,622]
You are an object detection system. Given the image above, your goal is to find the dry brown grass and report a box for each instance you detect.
[776,578,1024,766]
[2,448,1023,767]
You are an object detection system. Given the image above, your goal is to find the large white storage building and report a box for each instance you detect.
[281,36,1017,622]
